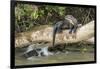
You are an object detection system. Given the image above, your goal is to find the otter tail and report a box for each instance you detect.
[52,27,57,47]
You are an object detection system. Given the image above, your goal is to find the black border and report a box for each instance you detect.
[11,1,97,69]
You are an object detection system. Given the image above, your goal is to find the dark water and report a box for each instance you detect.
[15,44,95,66]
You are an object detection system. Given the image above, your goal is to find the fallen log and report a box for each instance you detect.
[15,20,94,48]
[86,37,94,44]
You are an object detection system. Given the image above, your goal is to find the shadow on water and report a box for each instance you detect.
[15,42,95,66]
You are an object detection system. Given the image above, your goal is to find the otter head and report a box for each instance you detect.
[65,15,75,25]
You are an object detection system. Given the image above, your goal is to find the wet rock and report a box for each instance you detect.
[36,48,41,51]
[22,49,38,58]
[21,43,70,59]
[21,44,54,59]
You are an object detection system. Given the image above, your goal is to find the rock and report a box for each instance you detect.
[22,49,38,58]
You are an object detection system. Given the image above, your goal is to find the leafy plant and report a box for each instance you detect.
[15,3,95,33]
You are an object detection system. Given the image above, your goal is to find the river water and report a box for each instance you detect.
[15,43,95,66]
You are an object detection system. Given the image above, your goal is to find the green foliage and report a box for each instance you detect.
[15,3,95,33]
